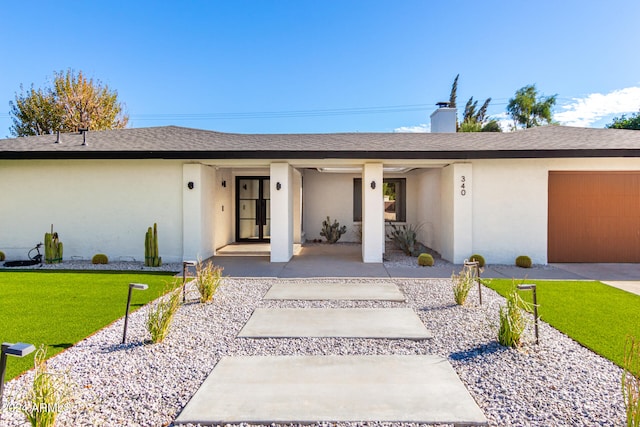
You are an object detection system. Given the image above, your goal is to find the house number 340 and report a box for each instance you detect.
[460,176,467,196]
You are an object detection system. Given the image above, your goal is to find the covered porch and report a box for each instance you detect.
[183,158,474,265]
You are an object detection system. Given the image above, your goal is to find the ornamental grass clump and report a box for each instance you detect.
[451,264,475,305]
[498,282,530,348]
[195,260,224,303]
[146,283,180,343]
[622,335,640,427]
[21,345,72,427]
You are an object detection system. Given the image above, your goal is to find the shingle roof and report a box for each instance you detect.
[2,125,640,160]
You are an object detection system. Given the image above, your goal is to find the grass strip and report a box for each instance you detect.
[0,271,176,382]
[485,279,640,368]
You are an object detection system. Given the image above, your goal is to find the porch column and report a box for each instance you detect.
[183,163,217,261]
[362,163,384,263]
[270,163,294,262]
[441,163,473,263]
[293,169,303,243]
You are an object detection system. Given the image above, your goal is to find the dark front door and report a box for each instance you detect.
[236,177,270,242]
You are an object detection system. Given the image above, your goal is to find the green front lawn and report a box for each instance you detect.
[485,279,640,368]
[0,271,177,382]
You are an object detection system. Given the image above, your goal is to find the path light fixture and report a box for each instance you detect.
[182,261,197,303]
[122,283,148,344]
[517,284,539,344]
[0,342,35,409]
[463,259,482,305]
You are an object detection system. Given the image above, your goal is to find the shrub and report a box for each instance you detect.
[515,255,532,268]
[21,345,71,427]
[451,265,475,305]
[469,254,485,268]
[498,283,529,347]
[146,284,180,343]
[622,335,640,426]
[320,216,347,243]
[0,250,4,261]
[195,260,224,303]
[91,254,109,264]
[417,253,434,266]
[386,222,422,256]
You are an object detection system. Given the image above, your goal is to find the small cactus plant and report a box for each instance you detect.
[92,254,109,264]
[417,253,434,266]
[44,226,63,264]
[469,254,486,268]
[145,223,162,267]
[0,251,5,261]
[320,216,347,244]
[515,255,532,268]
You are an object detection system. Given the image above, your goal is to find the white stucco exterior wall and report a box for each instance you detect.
[270,163,294,262]
[362,163,384,263]
[413,168,442,254]
[0,159,183,262]
[302,169,360,242]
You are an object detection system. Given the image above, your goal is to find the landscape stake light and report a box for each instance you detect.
[122,283,148,344]
[517,283,539,344]
[464,259,482,305]
[0,342,35,410]
[182,260,197,303]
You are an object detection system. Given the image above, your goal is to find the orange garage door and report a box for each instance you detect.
[548,171,640,262]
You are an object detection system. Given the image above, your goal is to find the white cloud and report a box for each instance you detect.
[394,123,430,133]
[555,86,640,127]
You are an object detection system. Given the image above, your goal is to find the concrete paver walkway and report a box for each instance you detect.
[238,307,433,339]
[263,281,406,301]
[175,355,488,425]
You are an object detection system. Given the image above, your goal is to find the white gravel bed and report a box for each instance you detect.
[0,278,624,427]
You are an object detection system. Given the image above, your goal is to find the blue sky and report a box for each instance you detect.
[1,0,639,136]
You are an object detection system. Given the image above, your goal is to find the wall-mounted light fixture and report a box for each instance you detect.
[187,181,194,190]
[242,184,247,190]
[122,283,148,344]
[276,182,282,190]
[182,261,197,303]
[0,342,35,408]
[370,181,376,189]
[517,284,539,344]
[221,180,227,188]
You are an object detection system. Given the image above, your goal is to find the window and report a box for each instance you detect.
[353,178,406,222]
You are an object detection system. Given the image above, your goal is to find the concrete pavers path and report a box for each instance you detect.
[238,307,433,339]
[175,355,488,425]
[263,281,406,301]
[176,281,487,426]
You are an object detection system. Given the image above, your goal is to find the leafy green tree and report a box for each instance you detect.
[460,96,500,132]
[606,111,640,130]
[9,70,128,137]
[507,84,556,129]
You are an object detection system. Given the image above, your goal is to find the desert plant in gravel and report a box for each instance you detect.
[21,345,72,427]
[195,260,224,303]
[498,282,530,347]
[515,255,532,268]
[320,216,347,243]
[417,253,434,266]
[386,222,422,256]
[91,254,108,264]
[469,254,485,267]
[451,264,475,305]
[146,283,180,343]
[623,335,640,427]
